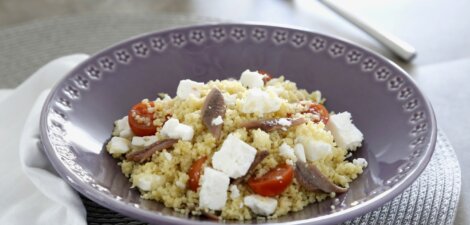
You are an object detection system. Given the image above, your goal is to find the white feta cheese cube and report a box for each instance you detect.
[294,143,307,163]
[199,168,230,210]
[243,195,278,216]
[279,143,297,161]
[240,69,264,88]
[173,123,194,141]
[160,118,179,134]
[107,137,130,154]
[241,88,283,114]
[134,174,165,191]
[119,129,133,139]
[212,134,257,178]
[131,136,158,147]
[326,112,364,151]
[304,140,333,161]
[223,93,237,106]
[113,116,134,138]
[131,136,145,147]
[229,185,240,199]
[211,115,224,126]
[160,118,194,141]
[176,79,204,99]
[353,158,368,167]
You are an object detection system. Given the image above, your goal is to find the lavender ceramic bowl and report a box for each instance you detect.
[40,24,436,225]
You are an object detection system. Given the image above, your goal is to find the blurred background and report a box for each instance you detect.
[1,0,470,87]
[1,0,468,224]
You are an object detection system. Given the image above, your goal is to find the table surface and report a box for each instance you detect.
[0,0,468,224]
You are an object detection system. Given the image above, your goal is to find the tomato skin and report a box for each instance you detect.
[257,70,273,84]
[247,164,294,197]
[303,103,329,124]
[188,156,207,192]
[128,101,157,136]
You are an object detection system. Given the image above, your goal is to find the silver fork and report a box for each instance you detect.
[319,0,417,62]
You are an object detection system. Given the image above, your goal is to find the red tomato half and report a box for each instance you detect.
[188,156,207,192]
[247,164,294,197]
[303,103,329,124]
[128,101,157,136]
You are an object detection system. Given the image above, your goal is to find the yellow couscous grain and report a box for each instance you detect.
[106,73,366,220]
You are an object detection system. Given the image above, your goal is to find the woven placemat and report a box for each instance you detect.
[342,131,461,225]
[0,13,461,224]
[0,13,221,89]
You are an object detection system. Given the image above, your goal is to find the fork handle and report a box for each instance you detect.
[319,0,417,62]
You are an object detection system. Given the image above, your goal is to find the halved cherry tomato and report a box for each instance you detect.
[128,101,157,136]
[303,103,329,124]
[247,164,294,197]
[188,156,207,192]
[258,70,273,84]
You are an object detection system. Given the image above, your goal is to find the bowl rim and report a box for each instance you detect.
[39,22,437,225]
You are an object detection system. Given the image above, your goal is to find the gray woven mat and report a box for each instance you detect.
[341,131,461,225]
[0,13,221,88]
[0,14,461,224]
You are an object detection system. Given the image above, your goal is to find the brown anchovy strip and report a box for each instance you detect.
[232,150,269,184]
[185,206,219,221]
[294,161,348,193]
[240,117,306,132]
[125,139,178,163]
[202,211,220,221]
[201,88,226,140]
